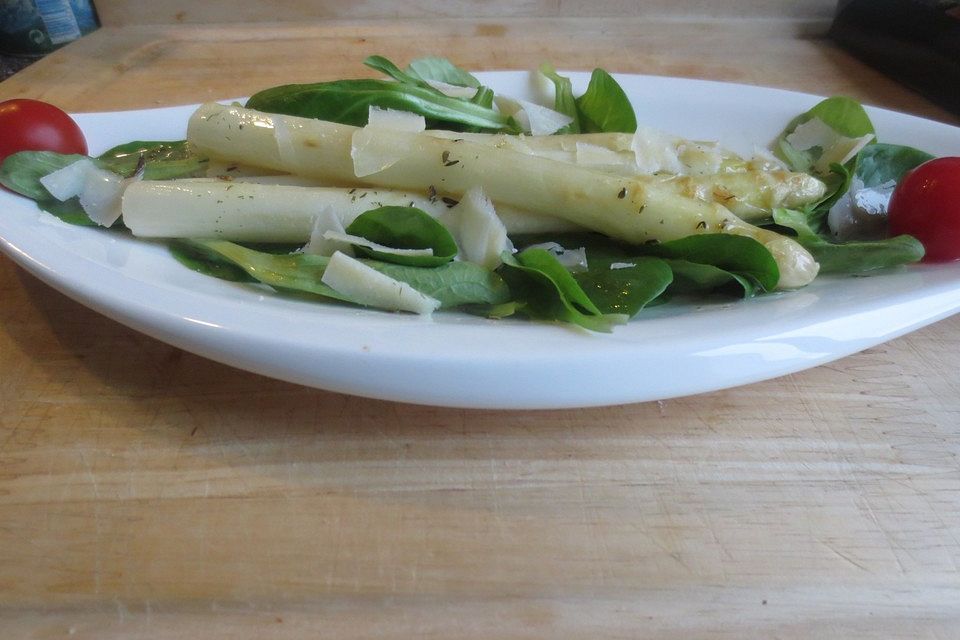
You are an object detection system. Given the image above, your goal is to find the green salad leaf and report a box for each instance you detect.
[805,95,876,138]
[469,85,495,108]
[406,56,481,88]
[97,140,207,180]
[643,234,780,293]
[498,248,629,332]
[0,142,206,201]
[537,63,581,134]
[816,161,855,226]
[510,235,673,315]
[774,96,876,231]
[364,55,498,133]
[246,62,517,134]
[169,240,259,283]
[364,55,436,90]
[39,197,98,227]
[246,78,515,132]
[573,256,673,316]
[534,66,636,134]
[856,143,934,187]
[0,150,86,200]
[182,239,511,310]
[575,68,637,134]
[772,207,924,273]
[506,232,777,324]
[664,260,756,296]
[345,205,458,267]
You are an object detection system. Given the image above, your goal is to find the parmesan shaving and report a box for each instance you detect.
[576,142,627,168]
[351,126,415,177]
[423,79,477,99]
[529,70,557,109]
[785,118,838,151]
[784,117,874,174]
[321,251,441,315]
[302,206,351,256]
[272,116,298,167]
[367,106,426,132]
[516,99,573,136]
[493,95,573,136]
[815,133,873,174]
[39,158,89,200]
[441,186,512,270]
[321,230,435,257]
[631,126,685,175]
[39,158,132,227]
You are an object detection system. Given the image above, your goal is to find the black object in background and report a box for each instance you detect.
[830,0,960,116]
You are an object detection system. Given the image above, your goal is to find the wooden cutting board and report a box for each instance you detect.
[1,17,959,639]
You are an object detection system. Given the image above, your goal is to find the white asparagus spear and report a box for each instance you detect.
[122,179,582,240]
[211,174,585,234]
[424,131,826,218]
[198,169,822,239]
[190,103,824,220]
[427,128,735,175]
[187,103,819,288]
[658,170,826,220]
[123,181,451,242]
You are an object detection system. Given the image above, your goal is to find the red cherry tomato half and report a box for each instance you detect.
[0,99,88,166]
[888,156,960,263]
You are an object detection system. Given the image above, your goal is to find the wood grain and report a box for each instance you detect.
[2,19,956,125]
[1,17,959,639]
[92,0,837,25]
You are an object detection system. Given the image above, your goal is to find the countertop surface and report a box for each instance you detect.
[2,18,959,638]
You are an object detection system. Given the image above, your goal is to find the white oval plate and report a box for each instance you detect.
[2,72,959,409]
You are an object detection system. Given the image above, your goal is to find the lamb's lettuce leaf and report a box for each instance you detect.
[575,68,637,134]
[406,56,481,88]
[246,56,516,133]
[345,205,458,267]
[97,140,207,180]
[573,256,673,316]
[856,143,934,187]
[537,63,581,134]
[498,248,629,332]
[509,232,779,324]
[643,234,780,293]
[180,239,511,310]
[0,150,86,200]
[772,207,924,273]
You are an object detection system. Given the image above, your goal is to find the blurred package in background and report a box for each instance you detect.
[1,0,99,56]
[830,0,960,116]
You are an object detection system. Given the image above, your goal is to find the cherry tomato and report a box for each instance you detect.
[888,156,960,263]
[0,99,88,166]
